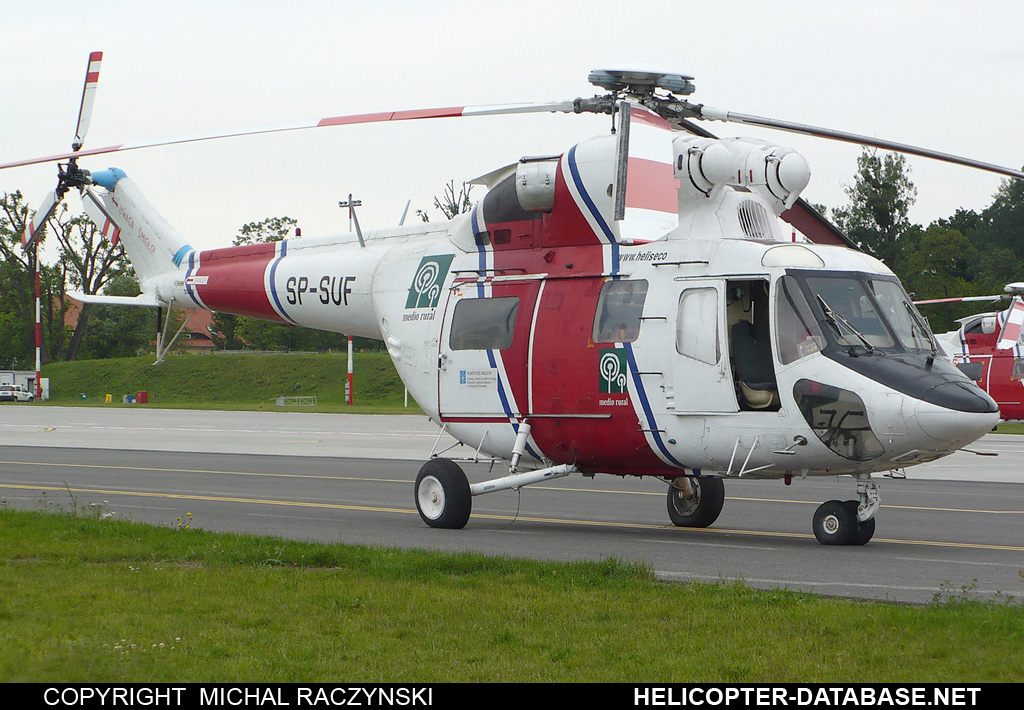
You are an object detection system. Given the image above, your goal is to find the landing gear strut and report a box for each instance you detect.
[413,457,575,529]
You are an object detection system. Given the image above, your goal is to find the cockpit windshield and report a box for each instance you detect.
[780,271,937,357]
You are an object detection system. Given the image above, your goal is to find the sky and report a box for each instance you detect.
[2,0,1023,256]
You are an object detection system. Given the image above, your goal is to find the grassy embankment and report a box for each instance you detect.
[1,507,1022,683]
[39,352,419,414]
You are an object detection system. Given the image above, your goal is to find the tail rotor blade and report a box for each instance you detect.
[21,191,60,249]
[73,52,103,150]
[81,186,122,245]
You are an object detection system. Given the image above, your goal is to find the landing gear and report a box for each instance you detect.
[844,500,876,546]
[667,476,725,528]
[812,475,879,546]
[414,459,471,529]
[812,499,855,545]
[413,456,575,530]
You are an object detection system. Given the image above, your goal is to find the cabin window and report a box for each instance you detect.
[1014,358,1024,381]
[593,280,648,343]
[676,287,720,365]
[449,297,519,351]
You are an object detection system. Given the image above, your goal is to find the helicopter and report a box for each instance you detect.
[915,284,1024,421]
[5,57,1022,546]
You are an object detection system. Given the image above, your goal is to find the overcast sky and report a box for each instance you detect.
[3,0,1023,254]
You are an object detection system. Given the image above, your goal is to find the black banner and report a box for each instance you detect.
[18,684,999,708]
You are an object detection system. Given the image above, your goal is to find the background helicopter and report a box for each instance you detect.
[3,56,1022,546]
[916,283,1024,421]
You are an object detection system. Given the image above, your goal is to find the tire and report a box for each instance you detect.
[414,459,471,529]
[842,500,875,546]
[812,499,855,545]
[667,476,725,528]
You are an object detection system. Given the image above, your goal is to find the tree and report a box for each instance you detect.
[832,149,920,277]
[0,191,69,368]
[76,273,154,360]
[967,175,1024,291]
[49,207,130,360]
[415,180,474,222]
[233,216,298,246]
[904,225,981,333]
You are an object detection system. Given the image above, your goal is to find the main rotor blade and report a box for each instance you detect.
[0,101,579,171]
[21,190,59,248]
[914,295,1005,305]
[697,106,1024,180]
[73,51,103,150]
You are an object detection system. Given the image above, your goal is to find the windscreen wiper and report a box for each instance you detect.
[816,295,875,354]
[903,301,938,356]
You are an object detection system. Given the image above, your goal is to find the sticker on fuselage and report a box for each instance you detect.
[406,255,455,309]
[599,348,630,397]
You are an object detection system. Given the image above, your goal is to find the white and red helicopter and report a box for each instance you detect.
[6,55,1023,545]
[917,284,1024,422]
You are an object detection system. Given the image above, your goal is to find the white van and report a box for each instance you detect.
[0,384,34,402]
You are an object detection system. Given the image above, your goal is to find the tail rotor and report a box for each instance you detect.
[21,51,103,248]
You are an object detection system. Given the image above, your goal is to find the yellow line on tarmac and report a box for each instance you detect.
[3,482,1024,553]
[5,458,1023,516]
[0,459,410,484]
[537,485,1024,516]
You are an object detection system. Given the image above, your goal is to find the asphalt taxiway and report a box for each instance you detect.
[2,406,1022,604]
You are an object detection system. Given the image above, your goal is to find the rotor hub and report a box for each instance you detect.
[589,68,696,97]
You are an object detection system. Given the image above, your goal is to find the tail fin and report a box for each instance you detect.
[89,168,193,282]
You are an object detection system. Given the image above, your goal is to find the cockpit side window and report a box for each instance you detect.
[776,275,826,365]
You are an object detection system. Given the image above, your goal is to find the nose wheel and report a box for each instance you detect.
[812,498,875,546]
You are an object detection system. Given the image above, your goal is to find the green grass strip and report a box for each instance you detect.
[1,509,1022,683]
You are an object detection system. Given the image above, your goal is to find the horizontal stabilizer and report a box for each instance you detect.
[69,292,163,307]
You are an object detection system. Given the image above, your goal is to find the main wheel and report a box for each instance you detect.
[667,476,725,528]
[842,500,875,546]
[414,459,471,529]
[812,499,856,545]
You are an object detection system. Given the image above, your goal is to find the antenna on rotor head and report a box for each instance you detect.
[588,69,697,99]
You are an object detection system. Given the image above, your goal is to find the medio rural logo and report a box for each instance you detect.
[406,255,455,309]
[599,348,629,394]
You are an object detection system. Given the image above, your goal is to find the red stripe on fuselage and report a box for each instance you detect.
[484,159,670,474]
[193,242,286,322]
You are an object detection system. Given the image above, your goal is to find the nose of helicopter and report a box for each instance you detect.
[913,382,1000,449]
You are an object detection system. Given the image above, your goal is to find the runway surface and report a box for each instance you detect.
[2,405,1023,604]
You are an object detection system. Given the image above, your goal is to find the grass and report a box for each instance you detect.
[1,508,1022,683]
[39,351,419,414]
[996,422,1024,434]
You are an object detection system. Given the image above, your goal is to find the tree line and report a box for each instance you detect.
[1,155,1021,367]
[831,150,1024,333]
